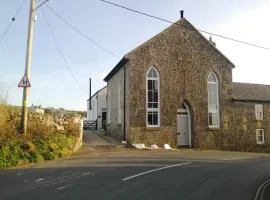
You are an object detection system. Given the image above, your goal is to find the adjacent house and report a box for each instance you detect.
[87,86,107,130]
[104,15,270,149]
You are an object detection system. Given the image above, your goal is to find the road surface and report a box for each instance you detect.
[0,150,270,200]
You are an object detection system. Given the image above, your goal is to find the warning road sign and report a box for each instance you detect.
[18,74,31,88]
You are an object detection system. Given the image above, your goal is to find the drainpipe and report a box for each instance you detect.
[123,65,126,141]
[89,78,92,110]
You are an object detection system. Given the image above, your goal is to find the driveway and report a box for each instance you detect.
[83,130,120,146]
[1,150,270,200]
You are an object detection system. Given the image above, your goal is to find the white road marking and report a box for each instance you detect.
[58,175,68,180]
[81,172,91,176]
[122,162,192,181]
[58,180,65,184]
[56,184,72,190]
[34,178,46,182]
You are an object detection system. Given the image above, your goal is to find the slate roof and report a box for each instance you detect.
[103,57,129,82]
[232,82,270,102]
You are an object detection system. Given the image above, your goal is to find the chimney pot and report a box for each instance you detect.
[180,10,184,19]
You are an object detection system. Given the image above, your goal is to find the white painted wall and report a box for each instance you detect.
[86,86,107,130]
[87,94,98,121]
[97,87,107,129]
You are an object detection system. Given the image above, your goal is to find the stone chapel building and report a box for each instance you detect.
[104,16,270,150]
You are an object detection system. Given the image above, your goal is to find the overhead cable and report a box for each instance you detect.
[0,0,27,47]
[40,6,88,95]
[101,0,270,51]
[45,3,120,58]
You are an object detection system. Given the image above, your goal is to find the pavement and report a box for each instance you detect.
[83,130,120,146]
[1,150,270,200]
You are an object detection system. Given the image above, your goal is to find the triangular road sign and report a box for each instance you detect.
[18,74,31,88]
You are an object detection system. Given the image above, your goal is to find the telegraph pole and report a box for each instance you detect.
[20,0,36,134]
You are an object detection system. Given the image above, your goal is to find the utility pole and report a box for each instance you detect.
[20,0,36,134]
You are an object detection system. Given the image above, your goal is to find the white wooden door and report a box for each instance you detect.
[177,109,190,146]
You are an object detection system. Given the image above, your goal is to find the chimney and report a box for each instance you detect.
[180,10,184,19]
[209,35,216,47]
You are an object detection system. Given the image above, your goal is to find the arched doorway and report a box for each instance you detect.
[177,102,191,147]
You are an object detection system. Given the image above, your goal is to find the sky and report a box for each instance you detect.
[1,0,270,111]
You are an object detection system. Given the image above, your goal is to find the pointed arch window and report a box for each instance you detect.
[146,67,160,127]
[207,72,220,128]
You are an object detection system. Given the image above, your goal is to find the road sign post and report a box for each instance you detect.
[20,0,36,134]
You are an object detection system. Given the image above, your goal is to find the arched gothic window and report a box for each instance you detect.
[146,67,160,127]
[207,72,220,128]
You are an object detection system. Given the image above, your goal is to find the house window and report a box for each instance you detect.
[207,72,220,128]
[107,91,111,124]
[118,85,121,123]
[256,129,265,145]
[146,67,160,127]
[255,104,263,120]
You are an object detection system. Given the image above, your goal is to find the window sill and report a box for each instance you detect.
[207,127,223,131]
[146,127,161,131]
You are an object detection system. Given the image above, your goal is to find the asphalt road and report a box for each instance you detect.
[1,150,270,200]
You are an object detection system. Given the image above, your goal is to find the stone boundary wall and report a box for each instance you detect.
[7,109,84,151]
[199,102,270,152]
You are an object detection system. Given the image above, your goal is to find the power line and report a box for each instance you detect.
[44,4,120,58]
[101,0,270,51]
[35,0,50,11]
[40,6,87,95]
[0,0,27,47]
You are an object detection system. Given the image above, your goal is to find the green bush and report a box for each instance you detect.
[29,151,43,163]
[42,151,56,160]
[0,94,80,168]
[0,133,77,167]
[0,143,21,167]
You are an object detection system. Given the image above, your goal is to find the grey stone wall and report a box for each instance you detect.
[6,108,83,152]
[106,19,270,151]
[200,102,270,151]
[7,110,82,133]
[125,19,233,147]
[106,66,129,141]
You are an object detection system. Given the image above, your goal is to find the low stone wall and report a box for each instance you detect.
[7,110,80,130]
[73,119,83,152]
[6,109,84,151]
[197,102,270,152]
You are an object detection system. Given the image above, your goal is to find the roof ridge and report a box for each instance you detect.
[125,18,185,58]
[87,86,107,101]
